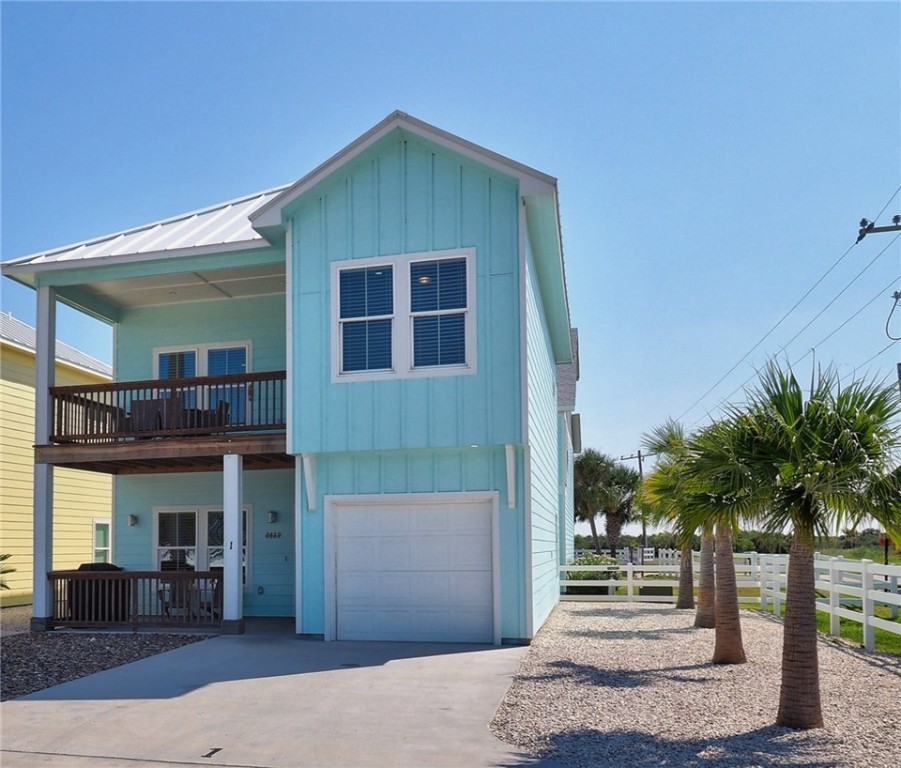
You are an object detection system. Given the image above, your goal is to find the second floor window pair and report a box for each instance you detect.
[337,252,471,377]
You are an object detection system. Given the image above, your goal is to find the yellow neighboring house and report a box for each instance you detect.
[1,312,113,606]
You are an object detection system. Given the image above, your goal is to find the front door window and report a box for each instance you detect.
[156,508,249,583]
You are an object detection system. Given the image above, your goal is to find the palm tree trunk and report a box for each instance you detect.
[676,543,695,609]
[606,512,623,560]
[776,524,823,728]
[694,530,716,628]
[588,515,602,555]
[712,522,746,664]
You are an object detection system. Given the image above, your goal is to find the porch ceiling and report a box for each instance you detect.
[69,262,286,311]
[36,435,294,475]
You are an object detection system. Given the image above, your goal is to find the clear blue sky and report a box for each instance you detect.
[2,1,899,479]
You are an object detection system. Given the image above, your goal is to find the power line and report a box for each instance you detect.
[807,272,901,350]
[837,340,897,385]
[684,233,900,428]
[886,291,901,341]
[677,185,901,423]
[688,263,900,430]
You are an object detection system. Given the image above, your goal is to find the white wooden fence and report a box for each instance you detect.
[560,551,901,651]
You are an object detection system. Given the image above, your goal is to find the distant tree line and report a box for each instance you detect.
[574,527,892,555]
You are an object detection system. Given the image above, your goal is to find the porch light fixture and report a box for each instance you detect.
[267,511,278,524]
[127,514,139,527]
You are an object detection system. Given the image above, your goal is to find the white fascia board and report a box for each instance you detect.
[2,240,280,282]
[250,111,558,234]
[523,193,572,364]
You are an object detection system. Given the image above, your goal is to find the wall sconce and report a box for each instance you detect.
[127,514,139,527]
[267,511,278,524]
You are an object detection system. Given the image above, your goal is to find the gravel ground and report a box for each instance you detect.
[0,605,211,701]
[491,603,901,768]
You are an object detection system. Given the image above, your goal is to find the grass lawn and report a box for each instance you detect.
[816,546,901,565]
[743,601,901,656]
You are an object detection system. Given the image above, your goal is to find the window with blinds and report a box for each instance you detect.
[333,249,475,380]
[156,508,249,582]
[410,258,467,367]
[339,266,393,372]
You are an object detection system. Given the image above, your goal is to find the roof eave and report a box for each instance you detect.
[1,239,281,281]
[250,110,558,236]
[524,191,573,364]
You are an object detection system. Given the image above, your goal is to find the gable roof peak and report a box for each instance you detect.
[249,110,557,240]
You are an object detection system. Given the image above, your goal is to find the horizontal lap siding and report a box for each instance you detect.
[560,414,575,565]
[1,346,112,605]
[116,470,294,617]
[525,254,561,634]
[116,294,286,380]
[291,131,521,454]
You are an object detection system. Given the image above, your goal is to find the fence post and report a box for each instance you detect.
[861,560,875,652]
[626,563,634,601]
[746,552,758,605]
[760,555,768,613]
[828,557,840,636]
[891,574,899,620]
[772,557,782,618]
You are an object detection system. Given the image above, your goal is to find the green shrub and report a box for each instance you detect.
[566,553,620,594]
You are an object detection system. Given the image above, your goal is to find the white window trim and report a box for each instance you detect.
[152,505,252,587]
[330,248,477,383]
[152,341,253,378]
[92,517,112,563]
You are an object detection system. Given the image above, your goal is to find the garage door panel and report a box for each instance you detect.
[335,498,494,643]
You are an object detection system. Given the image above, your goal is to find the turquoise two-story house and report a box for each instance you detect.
[3,112,579,643]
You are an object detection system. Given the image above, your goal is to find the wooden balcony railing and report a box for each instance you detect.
[47,570,223,630]
[49,371,286,444]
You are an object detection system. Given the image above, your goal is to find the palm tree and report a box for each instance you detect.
[574,449,615,554]
[0,554,14,590]
[676,416,751,665]
[642,420,695,610]
[686,361,901,728]
[694,527,716,628]
[600,463,641,560]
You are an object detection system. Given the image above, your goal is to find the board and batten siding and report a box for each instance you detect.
[115,470,295,617]
[524,246,563,634]
[297,447,528,641]
[1,344,113,606]
[289,130,522,455]
[115,294,286,380]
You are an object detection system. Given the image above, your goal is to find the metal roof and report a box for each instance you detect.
[1,312,112,378]
[3,185,290,272]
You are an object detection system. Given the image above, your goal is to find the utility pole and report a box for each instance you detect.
[858,213,900,561]
[855,214,901,243]
[857,214,901,394]
[620,449,656,552]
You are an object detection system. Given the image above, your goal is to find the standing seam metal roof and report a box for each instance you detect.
[3,185,290,270]
[1,312,112,378]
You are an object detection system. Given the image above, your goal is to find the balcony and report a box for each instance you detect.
[37,371,292,474]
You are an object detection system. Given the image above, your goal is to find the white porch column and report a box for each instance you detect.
[222,453,245,633]
[32,287,56,630]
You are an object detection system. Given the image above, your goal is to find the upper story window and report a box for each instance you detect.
[154,343,250,421]
[331,249,476,382]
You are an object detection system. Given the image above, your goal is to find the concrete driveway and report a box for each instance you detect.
[0,630,555,768]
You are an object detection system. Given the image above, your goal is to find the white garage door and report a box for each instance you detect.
[334,498,494,643]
